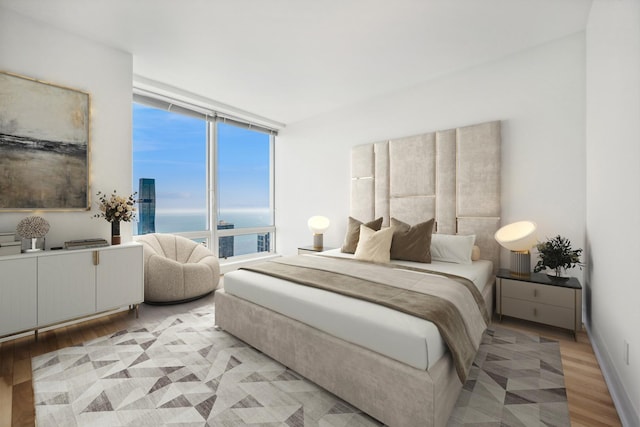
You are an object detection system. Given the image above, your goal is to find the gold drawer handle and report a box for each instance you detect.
[533,307,537,316]
[533,289,538,298]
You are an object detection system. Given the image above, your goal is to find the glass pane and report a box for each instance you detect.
[218,232,272,259]
[217,122,272,230]
[133,103,207,234]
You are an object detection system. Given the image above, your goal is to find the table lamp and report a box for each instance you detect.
[308,216,330,249]
[494,220,537,276]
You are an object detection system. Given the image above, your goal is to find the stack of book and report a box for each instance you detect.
[64,238,109,250]
[0,232,21,256]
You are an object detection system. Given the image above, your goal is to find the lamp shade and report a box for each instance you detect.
[307,216,330,234]
[494,221,537,251]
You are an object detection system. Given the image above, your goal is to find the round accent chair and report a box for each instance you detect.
[136,233,220,304]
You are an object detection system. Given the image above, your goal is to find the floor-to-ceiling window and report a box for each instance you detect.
[132,93,276,261]
[216,120,274,259]
[132,103,208,235]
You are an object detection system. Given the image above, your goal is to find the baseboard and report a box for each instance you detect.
[585,321,639,427]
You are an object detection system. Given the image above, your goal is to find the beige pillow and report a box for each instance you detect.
[354,225,394,263]
[471,245,481,261]
[341,216,383,254]
[390,217,435,263]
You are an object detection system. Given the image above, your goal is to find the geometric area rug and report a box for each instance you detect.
[32,306,570,426]
[448,327,570,426]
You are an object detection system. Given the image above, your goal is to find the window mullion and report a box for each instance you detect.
[209,120,218,255]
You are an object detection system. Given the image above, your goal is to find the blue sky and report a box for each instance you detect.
[217,122,271,210]
[132,103,270,214]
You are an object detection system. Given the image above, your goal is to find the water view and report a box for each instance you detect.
[134,208,272,256]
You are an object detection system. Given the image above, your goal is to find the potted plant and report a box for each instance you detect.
[533,235,583,279]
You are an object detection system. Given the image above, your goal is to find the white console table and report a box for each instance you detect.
[0,242,143,339]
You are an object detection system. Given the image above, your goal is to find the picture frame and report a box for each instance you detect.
[0,71,90,211]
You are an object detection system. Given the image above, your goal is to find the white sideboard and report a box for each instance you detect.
[0,242,143,338]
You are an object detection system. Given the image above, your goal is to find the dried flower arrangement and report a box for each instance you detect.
[16,215,50,252]
[16,216,50,238]
[93,190,137,223]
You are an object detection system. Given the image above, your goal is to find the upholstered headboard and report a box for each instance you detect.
[350,120,501,272]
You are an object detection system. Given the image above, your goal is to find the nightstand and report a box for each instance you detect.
[496,268,582,338]
[297,245,336,255]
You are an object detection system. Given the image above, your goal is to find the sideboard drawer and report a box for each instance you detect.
[501,278,574,308]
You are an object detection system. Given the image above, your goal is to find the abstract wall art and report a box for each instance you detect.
[0,71,90,210]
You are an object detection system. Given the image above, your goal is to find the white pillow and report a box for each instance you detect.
[354,225,394,263]
[431,234,476,264]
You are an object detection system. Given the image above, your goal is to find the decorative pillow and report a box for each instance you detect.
[389,217,435,263]
[354,225,394,263]
[471,245,481,261]
[341,216,383,254]
[431,234,476,264]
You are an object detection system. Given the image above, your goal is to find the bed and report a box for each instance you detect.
[215,120,501,427]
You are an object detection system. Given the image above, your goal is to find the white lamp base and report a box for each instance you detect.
[510,251,530,276]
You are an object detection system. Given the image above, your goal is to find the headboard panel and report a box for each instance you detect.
[435,129,457,234]
[350,144,375,222]
[350,120,501,272]
[374,141,389,222]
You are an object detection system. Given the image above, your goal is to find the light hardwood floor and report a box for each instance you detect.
[0,292,622,427]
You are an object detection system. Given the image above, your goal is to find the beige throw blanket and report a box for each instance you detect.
[241,255,489,382]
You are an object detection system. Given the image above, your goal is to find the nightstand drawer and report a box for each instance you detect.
[501,279,574,308]
[501,297,575,330]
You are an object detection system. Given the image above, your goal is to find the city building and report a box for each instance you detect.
[257,232,270,253]
[137,178,156,235]
[217,220,234,258]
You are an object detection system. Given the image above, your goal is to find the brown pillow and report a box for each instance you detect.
[341,216,383,253]
[390,217,435,263]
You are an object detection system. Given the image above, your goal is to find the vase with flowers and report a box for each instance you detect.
[93,190,137,245]
[533,235,583,280]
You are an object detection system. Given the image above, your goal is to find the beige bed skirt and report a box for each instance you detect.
[216,289,459,426]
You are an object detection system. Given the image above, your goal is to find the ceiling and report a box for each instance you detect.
[0,0,592,126]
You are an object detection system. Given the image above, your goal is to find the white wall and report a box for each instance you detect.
[0,9,134,246]
[586,1,640,425]
[277,33,586,287]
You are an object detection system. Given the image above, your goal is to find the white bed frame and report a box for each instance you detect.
[215,120,501,427]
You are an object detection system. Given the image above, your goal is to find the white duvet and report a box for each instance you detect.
[222,250,493,371]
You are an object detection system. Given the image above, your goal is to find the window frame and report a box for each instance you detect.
[132,90,277,264]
